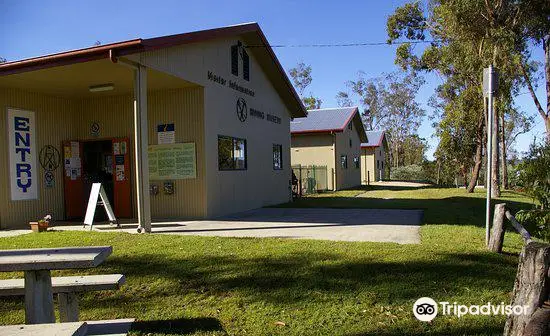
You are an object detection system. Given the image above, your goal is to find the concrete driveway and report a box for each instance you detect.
[149,208,423,244]
[52,208,423,244]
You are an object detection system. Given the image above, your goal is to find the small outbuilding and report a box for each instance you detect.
[360,131,389,184]
[290,107,367,191]
[0,23,306,231]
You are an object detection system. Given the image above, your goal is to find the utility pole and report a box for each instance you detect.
[483,65,498,245]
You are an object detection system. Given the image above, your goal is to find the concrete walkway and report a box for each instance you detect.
[0,230,31,238]
[58,208,423,244]
[368,181,432,188]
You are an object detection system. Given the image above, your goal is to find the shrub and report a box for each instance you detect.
[516,142,550,209]
[390,164,428,181]
[515,210,550,242]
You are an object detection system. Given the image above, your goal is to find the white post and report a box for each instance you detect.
[485,65,494,245]
[134,65,152,233]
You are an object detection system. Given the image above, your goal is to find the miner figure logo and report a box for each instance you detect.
[236,97,248,122]
[39,145,61,171]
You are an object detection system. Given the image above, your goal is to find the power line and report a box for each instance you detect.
[245,40,443,48]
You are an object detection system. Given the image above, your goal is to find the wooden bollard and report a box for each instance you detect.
[503,242,550,336]
[488,203,506,252]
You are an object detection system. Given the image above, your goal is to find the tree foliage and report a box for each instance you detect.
[288,62,323,110]
[302,96,322,110]
[338,72,426,167]
[516,142,550,210]
[386,0,545,192]
[289,62,312,96]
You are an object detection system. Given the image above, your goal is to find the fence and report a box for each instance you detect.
[292,165,330,195]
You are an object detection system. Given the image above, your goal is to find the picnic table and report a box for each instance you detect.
[0,246,112,324]
[0,322,87,336]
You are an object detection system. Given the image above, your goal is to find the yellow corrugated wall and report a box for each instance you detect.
[0,86,205,229]
[0,88,76,229]
[76,87,206,220]
[147,88,206,219]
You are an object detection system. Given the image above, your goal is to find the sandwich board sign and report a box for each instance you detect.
[84,183,118,230]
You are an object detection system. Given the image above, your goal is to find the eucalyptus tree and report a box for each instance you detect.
[386,0,538,195]
[337,72,425,168]
[289,62,323,109]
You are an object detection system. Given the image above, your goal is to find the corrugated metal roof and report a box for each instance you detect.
[361,131,385,147]
[0,23,307,118]
[290,107,358,133]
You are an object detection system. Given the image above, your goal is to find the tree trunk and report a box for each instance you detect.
[521,35,549,144]
[500,110,508,189]
[467,145,482,192]
[491,98,501,198]
[467,116,485,193]
[436,160,441,185]
[488,203,506,253]
[503,242,550,336]
[545,35,550,143]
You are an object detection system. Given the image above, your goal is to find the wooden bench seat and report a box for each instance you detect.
[0,318,135,336]
[0,322,87,336]
[0,274,125,322]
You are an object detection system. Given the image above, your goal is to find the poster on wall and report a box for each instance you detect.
[7,108,38,200]
[157,123,175,144]
[63,141,81,180]
[148,143,196,180]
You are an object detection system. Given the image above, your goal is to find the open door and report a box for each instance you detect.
[64,138,132,220]
[112,137,132,218]
[63,141,85,219]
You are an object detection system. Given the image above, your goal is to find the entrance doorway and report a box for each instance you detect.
[82,140,114,221]
[63,137,132,220]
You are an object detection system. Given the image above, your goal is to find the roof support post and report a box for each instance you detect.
[133,64,151,233]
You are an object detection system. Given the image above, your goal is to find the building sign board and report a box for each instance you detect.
[7,108,38,200]
[148,143,196,180]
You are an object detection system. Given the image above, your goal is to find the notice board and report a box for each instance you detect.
[148,143,196,180]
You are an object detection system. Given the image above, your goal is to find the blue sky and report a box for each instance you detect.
[1,0,546,159]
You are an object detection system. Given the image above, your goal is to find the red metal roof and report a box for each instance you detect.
[0,23,306,117]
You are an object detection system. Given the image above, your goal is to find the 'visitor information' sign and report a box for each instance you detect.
[7,108,38,200]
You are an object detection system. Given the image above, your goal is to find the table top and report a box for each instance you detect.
[0,246,112,272]
[0,322,87,336]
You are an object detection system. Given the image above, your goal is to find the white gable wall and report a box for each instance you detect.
[127,37,293,218]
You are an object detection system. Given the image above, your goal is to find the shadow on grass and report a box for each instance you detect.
[130,317,224,335]
[99,249,518,306]
[278,194,533,227]
[75,250,519,334]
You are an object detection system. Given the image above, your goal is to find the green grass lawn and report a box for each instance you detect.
[0,186,537,335]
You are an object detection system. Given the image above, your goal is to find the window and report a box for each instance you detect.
[273,144,283,170]
[231,45,239,76]
[340,155,348,169]
[242,49,250,81]
[348,122,353,130]
[354,156,360,169]
[218,135,247,170]
[349,138,352,148]
[231,41,250,81]
[377,160,380,169]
